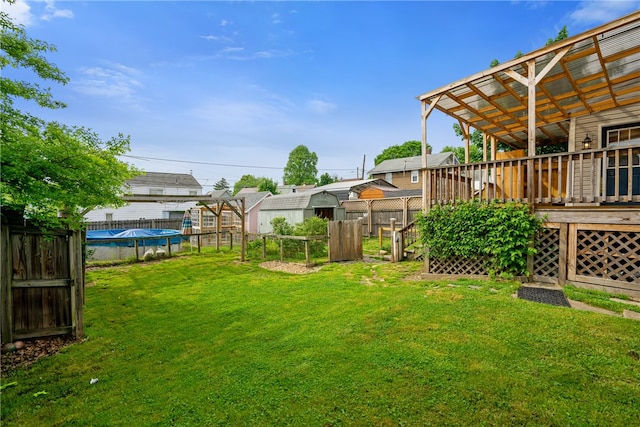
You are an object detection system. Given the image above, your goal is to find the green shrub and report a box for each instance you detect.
[271,216,294,236]
[416,200,544,277]
[295,216,328,257]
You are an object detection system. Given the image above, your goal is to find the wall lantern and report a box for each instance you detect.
[582,134,592,150]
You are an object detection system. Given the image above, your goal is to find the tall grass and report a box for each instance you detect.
[2,250,640,426]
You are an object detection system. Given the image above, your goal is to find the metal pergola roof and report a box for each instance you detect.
[417,11,640,150]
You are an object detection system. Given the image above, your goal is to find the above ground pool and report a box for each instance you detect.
[87,228,183,247]
[86,229,184,261]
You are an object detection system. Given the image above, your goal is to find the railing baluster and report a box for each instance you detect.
[424,146,637,206]
[627,147,633,202]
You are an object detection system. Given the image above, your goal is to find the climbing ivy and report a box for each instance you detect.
[415,200,544,277]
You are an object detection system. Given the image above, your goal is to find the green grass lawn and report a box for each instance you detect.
[2,249,640,426]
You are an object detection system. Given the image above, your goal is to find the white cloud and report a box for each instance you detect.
[220,19,231,27]
[218,48,293,61]
[201,35,231,42]
[74,62,143,106]
[220,47,245,54]
[306,99,337,115]
[569,0,640,26]
[41,0,73,22]
[3,0,33,26]
[272,13,282,24]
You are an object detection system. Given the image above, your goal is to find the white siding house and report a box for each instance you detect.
[84,172,203,222]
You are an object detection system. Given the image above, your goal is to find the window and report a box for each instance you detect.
[149,188,164,195]
[385,172,393,183]
[105,213,113,221]
[603,122,640,148]
[411,170,419,183]
[189,190,197,195]
[202,214,216,228]
[221,212,232,227]
[603,122,640,198]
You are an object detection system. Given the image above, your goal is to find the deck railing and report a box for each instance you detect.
[427,146,640,205]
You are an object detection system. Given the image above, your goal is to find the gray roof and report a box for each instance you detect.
[260,190,339,211]
[127,172,202,189]
[277,184,317,194]
[240,191,272,211]
[315,179,397,201]
[368,153,458,175]
[207,189,232,199]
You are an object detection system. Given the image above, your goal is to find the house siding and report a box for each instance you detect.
[85,173,202,223]
[571,105,640,201]
[575,104,640,150]
[371,172,420,190]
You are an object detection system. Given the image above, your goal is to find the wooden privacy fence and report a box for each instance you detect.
[341,197,422,237]
[1,221,84,344]
[328,220,362,262]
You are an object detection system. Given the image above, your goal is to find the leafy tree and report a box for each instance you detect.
[1,1,138,229]
[441,145,468,164]
[283,145,318,185]
[257,177,278,194]
[233,174,260,195]
[491,26,569,67]
[233,174,278,195]
[546,26,568,46]
[213,177,230,191]
[318,172,339,186]
[450,124,485,163]
[374,140,431,166]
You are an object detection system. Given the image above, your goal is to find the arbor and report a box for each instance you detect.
[213,177,230,191]
[1,2,138,229]
[283,145,318,185]
[374,140,430,166]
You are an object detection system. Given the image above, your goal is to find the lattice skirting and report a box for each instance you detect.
[576,229,640,283]
[428,256,488,276]
[534,227,560,278]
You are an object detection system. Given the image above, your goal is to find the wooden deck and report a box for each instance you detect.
[423,150,640,297]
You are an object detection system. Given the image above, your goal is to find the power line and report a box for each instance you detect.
[121,155,357,172]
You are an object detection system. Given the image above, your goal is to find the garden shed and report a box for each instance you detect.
[258,190,346,234]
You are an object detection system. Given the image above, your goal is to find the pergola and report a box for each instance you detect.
[417,10,640,164]
[122,194,246,261]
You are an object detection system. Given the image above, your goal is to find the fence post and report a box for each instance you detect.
[262,235,267,258]
[558,223,568,284]
[390,218,396,262]
[304,239,311,267]
[280,238,284,261]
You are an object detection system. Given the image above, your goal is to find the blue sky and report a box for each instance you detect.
[5,0,640,191]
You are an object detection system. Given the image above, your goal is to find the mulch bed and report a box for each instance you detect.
[1,335,78,376]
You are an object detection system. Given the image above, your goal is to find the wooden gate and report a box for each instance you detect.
[1,221,84,344]
[328,220,362,262]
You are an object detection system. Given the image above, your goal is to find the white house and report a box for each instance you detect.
[84,172,203,222]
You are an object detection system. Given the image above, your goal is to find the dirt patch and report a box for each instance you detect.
[1,335,78,376]
[259,261,322,274]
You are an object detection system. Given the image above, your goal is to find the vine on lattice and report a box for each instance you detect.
[416,200,544,278]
